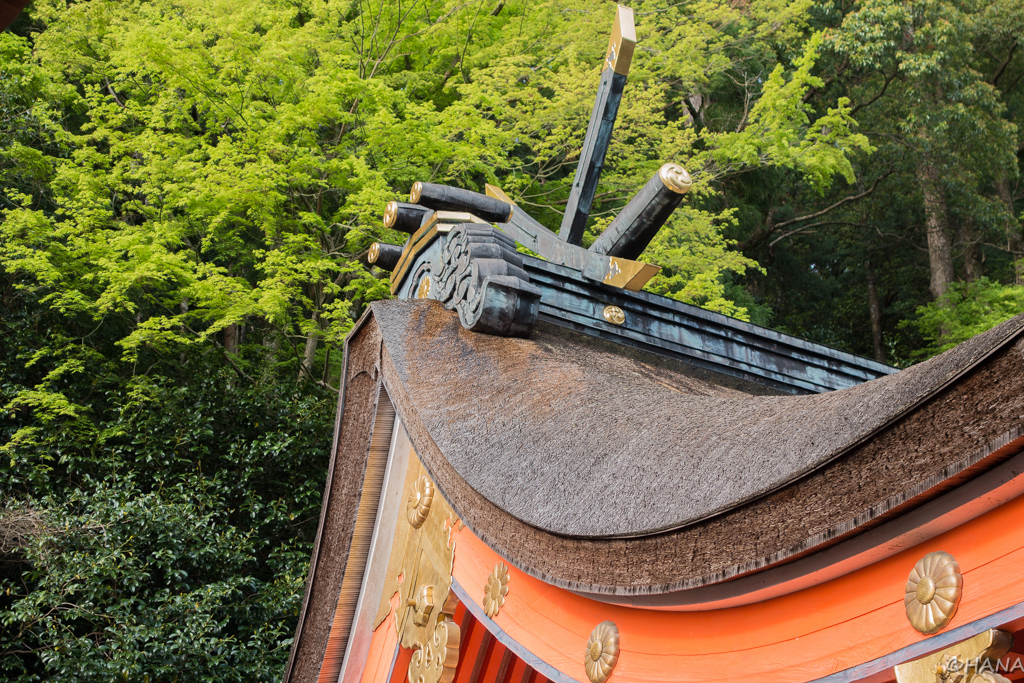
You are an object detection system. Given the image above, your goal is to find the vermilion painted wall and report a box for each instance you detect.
[445,490,1024,683]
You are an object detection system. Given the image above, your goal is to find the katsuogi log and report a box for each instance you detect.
[410,182,512,224]
[367,242,404,272]
[384,201,432,234]
[589,163,692,260]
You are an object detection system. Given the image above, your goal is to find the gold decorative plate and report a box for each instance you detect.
[905,551,962,634]
[585,621,620,683]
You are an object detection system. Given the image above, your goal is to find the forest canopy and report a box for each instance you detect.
[1,0,1022,680]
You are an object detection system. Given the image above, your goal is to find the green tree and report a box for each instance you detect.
[731,0,1023,362]
[4,0,1022,679]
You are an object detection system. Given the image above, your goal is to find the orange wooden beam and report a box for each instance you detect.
[455,610,493,683]
[450,488,1024,683]
[482,642,512,683]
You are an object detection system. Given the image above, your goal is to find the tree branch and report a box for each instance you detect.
[771,169,894,232]
[850,69,897,116]
[103,78,125,109]
[736,206,776,252]
[992,42,1018,86]
[769,220,929,251]
[1003,68,1024,96]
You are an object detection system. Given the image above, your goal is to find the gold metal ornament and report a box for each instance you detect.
[407,584,435,627]
[905,551,962,634]
[658,163,693,195]
[584,621,620,683]
[408,619,460,683]
[407,475,433,529]
[372,457,460,672]
[894,629,1011,683]
[602,258,660,291]
[384,200,399,229]
[483,563,510,618]
[417,275,432,300]
[410,181,423,203]
[603,5,636,76]
[368,242,381,264]
[602,305,625,325]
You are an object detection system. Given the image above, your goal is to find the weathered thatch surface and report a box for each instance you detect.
[375,299,1024,538]
[370,299,1024,595]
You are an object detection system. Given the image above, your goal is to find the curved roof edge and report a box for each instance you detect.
[371,300,1024,595]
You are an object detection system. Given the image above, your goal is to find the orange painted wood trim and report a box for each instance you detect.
[387,644,413,683]
[450,489,1024,683]
[482,641,511,683]
[455,612,492,683]
[359,592,401,683]
[509,658,532,683]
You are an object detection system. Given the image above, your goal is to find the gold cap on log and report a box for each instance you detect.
[658,163,692,195]
[384,201,399,228]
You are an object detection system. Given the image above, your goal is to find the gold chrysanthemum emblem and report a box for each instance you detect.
[406,475,433,529]
[483,563,509,618]
[584,621,619,683]
[905,551,962,634]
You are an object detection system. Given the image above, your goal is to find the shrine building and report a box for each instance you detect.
[284,8,1024,683]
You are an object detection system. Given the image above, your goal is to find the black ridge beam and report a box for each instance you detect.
[589,163,692,259]
[410,182,512,224]
[558,5,636,246]
[384,201,431,234]
[367,242,403,272]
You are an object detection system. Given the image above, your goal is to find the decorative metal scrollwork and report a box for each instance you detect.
[894,629,1012,683]
[408,619,460,683]
[432,225,541,338]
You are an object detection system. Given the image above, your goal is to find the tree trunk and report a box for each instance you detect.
[865,259,885,363]
[997,175,1022,284]
[917,162,955,299]
[298,314,318,380]
[224,323,239,354]
[179,298,190,364]
[321,345,332,384]
[961,217,983,282]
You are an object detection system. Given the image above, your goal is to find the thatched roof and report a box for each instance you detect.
[377,299,1024,537]
[371,299,1024,593]
[287,300,1024,679]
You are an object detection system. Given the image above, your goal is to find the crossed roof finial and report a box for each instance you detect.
[370,6,694,336]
